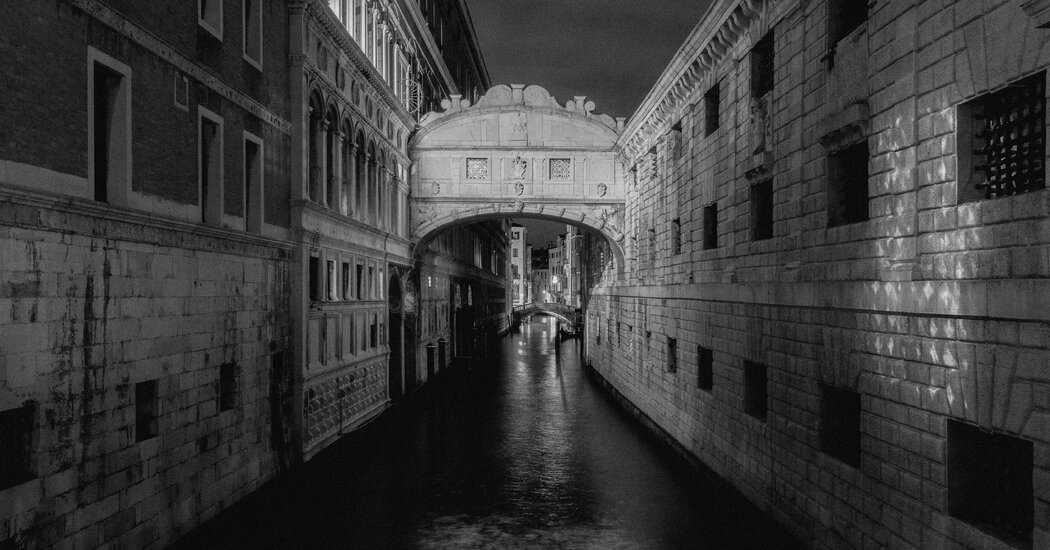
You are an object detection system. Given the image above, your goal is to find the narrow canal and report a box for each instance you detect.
[174,318,803,549]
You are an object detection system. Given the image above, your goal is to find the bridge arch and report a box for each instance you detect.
[411,210,625,275]
[409,84,628,272]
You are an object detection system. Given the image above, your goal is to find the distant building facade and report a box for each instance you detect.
[510,223,529,304]
[294,0,492,459]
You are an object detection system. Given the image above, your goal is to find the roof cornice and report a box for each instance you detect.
[618,0,799,161]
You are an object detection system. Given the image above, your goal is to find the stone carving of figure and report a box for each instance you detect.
[597,183,608,197]
[749,96,770,155]
[514,112,528,135]
[514,182,525,196]
[512,156,528,180]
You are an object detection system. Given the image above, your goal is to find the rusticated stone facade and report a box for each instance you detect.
[0,198,294,549]
[586,1,1050,549]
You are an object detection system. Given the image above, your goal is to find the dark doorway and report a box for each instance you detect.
[388,275,403,400]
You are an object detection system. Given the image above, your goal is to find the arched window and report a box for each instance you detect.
[307,91,325,203]
[388,153,397,233]
[367,141,377,225]
[355,131,366,220]
[324,106,339,208]
[340,119,353,216]
[376,148,386,230]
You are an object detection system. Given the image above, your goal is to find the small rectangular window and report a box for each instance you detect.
[348,314,361,354]
[671,218,682,255]
[244,133,264,233]
[342,262,351,300]
[309,256,321,301]
[174,70,189,111]
[819,384,861,466]
[89,50,131,205]
[355,263,364,299]
[751,32,775,99]
[370,314,378,349]
[327,260,337,300]
[199,108,224,225]
[352,0,364,39]
[704,82,721,136]
[135,380,159,442]
[743,361,767,421]
[751,179,774,240]
[219,363,236,412]
[827,142,870,227]
[367,266,375,299]
[697,346,713,391]
[0,402,35,490]
[666,338,677,373]
[243,0,262,69]
[958,72,1046,203]
[947,420,1033,545]
[702,202,718,250]
[199,0,223,40]
[671,120,684,160]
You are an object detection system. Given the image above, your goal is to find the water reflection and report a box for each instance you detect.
[174,317,801,550]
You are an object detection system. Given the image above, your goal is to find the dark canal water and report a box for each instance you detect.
[174,318,803,549]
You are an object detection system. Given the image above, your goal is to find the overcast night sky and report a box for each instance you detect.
[467,0,711,246]
[467,0,713,118]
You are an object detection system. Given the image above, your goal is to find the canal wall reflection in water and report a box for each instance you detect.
[174,317,803,549]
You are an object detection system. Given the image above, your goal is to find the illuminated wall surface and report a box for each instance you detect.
[1,0,1050,549]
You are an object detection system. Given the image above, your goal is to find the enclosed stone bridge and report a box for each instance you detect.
[409,84,628,261]
[512,302,580,327]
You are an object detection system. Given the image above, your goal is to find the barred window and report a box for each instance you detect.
[959,72,1046,203]
[549,158,572,180]
[466,158,489,180]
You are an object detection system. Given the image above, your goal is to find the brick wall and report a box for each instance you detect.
[590,1,1050,549]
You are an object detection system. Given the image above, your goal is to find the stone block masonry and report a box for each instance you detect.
[0,195,294,549]
[595,0,1050,549]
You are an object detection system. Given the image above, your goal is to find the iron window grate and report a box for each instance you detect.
[973,72,1046,199]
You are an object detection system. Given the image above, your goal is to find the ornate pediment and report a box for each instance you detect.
[417,84,625,135]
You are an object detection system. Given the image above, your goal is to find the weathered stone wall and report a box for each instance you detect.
[0,196,293,549]
[589,1,1050,549]
[0,1,297,547]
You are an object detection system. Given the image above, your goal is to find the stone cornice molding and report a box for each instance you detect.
[305,0,413,128]
[0,186,295,259]
[618,0,799,162]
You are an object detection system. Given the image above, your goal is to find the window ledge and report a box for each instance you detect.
[1021,0,1050,28]
[818,101,869,153]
